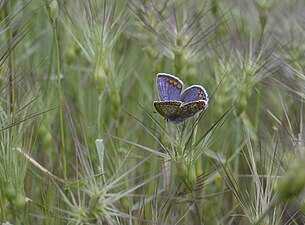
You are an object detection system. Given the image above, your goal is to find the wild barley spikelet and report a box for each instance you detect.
[4,181,15,202]
[277,163,305,202]
[46,0,58,26]
[94,64,108,95]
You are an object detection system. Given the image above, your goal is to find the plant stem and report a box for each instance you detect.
[0,190,6,221]
[97,94,103,131]
[254,84,261,132]
[95,58,102,131]
[193,122,203,176]
[53,27,67,179]
[4,2,15,117]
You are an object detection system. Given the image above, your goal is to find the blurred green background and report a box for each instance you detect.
[1,0,305,224]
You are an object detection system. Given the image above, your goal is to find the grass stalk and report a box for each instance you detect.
[192,122,203,177]
[53,27,67,179]
[4,2,16,117]
[97,96,103,131]
[0,191,6,221]
[254,84,261,132]
[94,57,104,132]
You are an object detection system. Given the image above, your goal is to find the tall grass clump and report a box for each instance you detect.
[62,0,128,131]
[1,0,305,224]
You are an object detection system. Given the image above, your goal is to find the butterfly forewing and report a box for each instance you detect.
[157,73,184,101]
[180,85,208,104]
[154,101,182,119]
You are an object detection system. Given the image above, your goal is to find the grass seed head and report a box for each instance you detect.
[277,162,305,202]
[46,0,59,26]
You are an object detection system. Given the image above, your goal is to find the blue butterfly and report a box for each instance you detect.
[154,73,209,123]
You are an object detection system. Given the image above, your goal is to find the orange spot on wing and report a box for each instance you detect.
[166,78,181,89]
[198,101,204,110]
[198,91,206,100]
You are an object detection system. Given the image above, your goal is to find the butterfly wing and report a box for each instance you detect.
[155,74,209,123]
[156,73,184,101]
[172,100,208,123]
[154,101,182,120]
[180,85,208,104]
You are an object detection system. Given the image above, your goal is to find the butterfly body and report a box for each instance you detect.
[154,73,209,123]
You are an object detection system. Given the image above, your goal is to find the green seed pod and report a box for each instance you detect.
[146,48,158,59]
[245,64,254,79]
[94,66,108,95]
[256,0,272,11]
[15,191,26,211]
[64,47,76,65]
[111,89,120,106]
[236,93,247,116]
[255,0,272,29]
[211,0,220,17]
[38,126,52,149]
[4,181,16,202]
[259,11,268,29]
[46,0,58,24]
[186,163,197,192]
[176,36,183,47]
[277,163,305,202]
[74,43,81,55]
[176,143,185,156]
[160,134,171,148]
[175,161,188,186]
[102,60,110,76]
[120,196,129,210]
[111,89,121,119]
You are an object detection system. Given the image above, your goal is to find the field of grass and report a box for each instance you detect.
[1,0,305,224]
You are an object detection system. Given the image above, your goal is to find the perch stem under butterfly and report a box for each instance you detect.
[192,122,203,177]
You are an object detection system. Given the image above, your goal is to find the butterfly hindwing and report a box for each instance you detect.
[157,73,184,101]
[154,101,182,119]
[172,100,208,123]
[180,85,208,104]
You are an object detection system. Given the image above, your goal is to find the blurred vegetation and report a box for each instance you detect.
[0,0,305,224]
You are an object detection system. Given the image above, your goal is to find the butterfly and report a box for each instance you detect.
[154,73,209,123]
